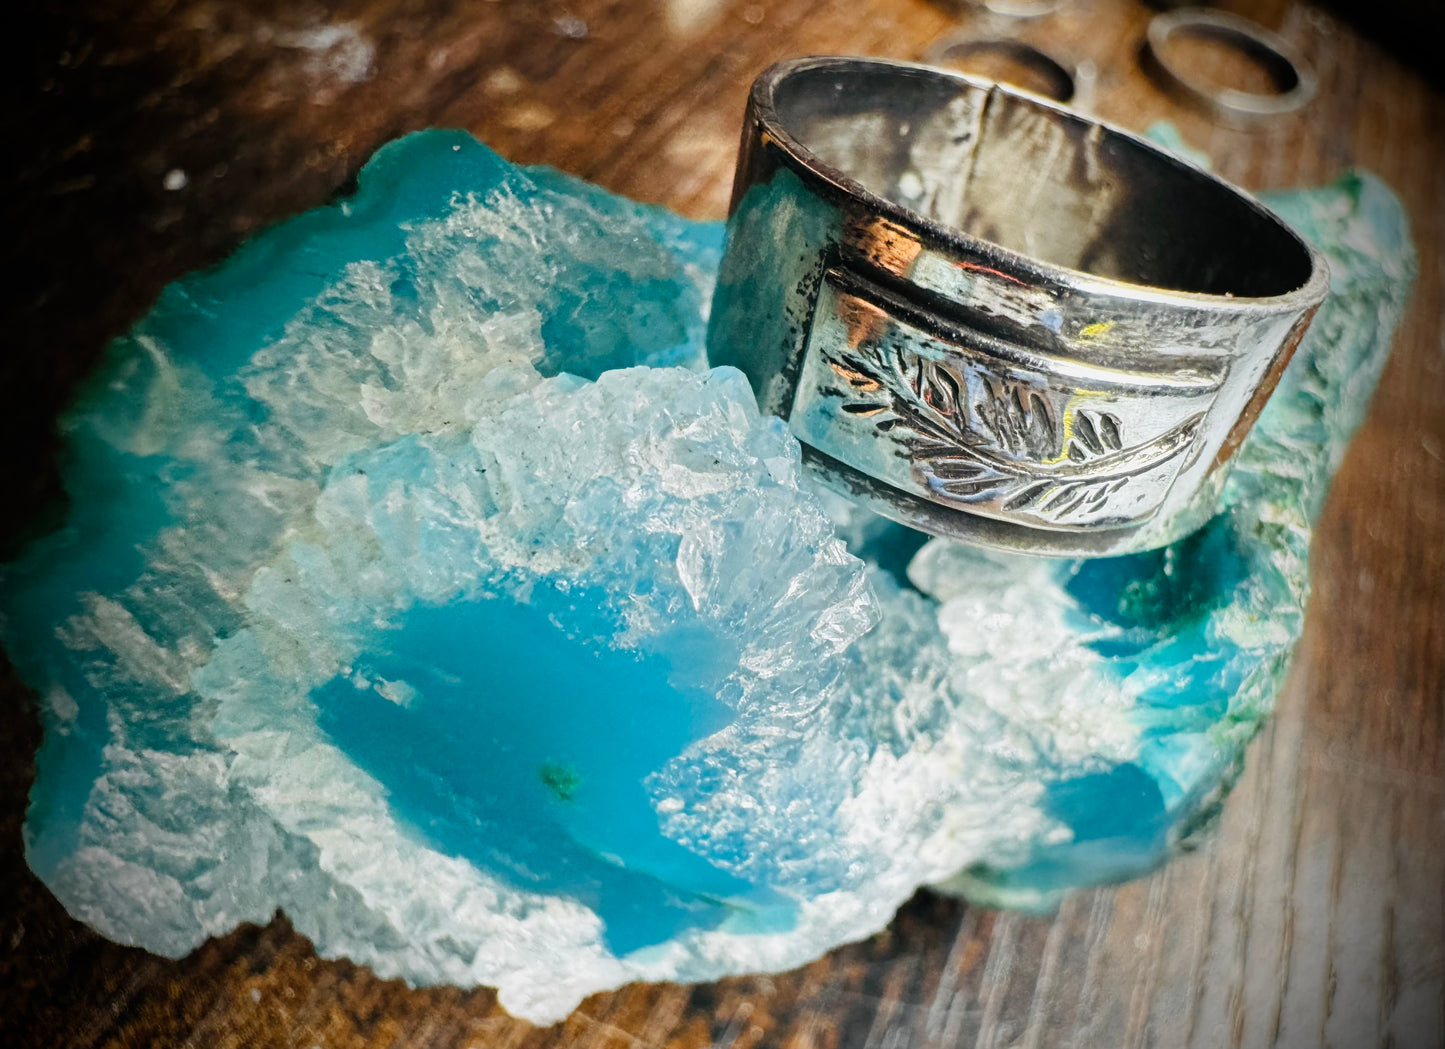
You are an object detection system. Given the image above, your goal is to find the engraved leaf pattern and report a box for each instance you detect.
[834,342,1201,524]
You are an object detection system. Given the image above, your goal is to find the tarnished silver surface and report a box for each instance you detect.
[705,56,1328,556]
[1143,8,1318,122]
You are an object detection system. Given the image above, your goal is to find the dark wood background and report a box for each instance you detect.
[2,0,1440,1045]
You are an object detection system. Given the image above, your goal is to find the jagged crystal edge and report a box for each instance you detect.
[0,129,1414,1022]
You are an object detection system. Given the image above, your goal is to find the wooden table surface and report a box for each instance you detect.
[2,0,1441,1046]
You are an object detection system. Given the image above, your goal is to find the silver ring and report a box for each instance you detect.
[922,34,1082,105]
[966,0,1061,19]
[1143,8,1317,121]
[706,57,1328,557]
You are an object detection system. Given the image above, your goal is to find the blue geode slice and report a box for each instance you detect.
[0,130,1414,1022]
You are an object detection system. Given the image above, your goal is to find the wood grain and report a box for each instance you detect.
[1,0,1440,1045]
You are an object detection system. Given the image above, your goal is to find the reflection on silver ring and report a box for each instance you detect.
[970,0,1061,19]
[922,34,1083,105]
[1144,8,1317,121]
[705,57,1328,557]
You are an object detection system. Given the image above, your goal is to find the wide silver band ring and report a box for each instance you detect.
[705,57,1328,557]
[1143,8,1317,121]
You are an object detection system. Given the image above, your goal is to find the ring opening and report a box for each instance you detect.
[1156,22,1302,96]
[768,60,1315,298]
[924,38,1075,102]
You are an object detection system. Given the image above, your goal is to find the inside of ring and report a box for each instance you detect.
[770,62,1314,297]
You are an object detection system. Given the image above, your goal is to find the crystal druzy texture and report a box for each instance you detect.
[1,130,1414,1022]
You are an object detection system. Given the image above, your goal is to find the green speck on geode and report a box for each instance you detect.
[540,762,582,802]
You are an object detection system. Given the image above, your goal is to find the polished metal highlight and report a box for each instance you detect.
[1143,8,1317,121]
[968,0,1061,19]
[705,56,1329,556]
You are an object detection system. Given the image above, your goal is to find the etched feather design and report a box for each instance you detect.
[832,344,1202,524]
